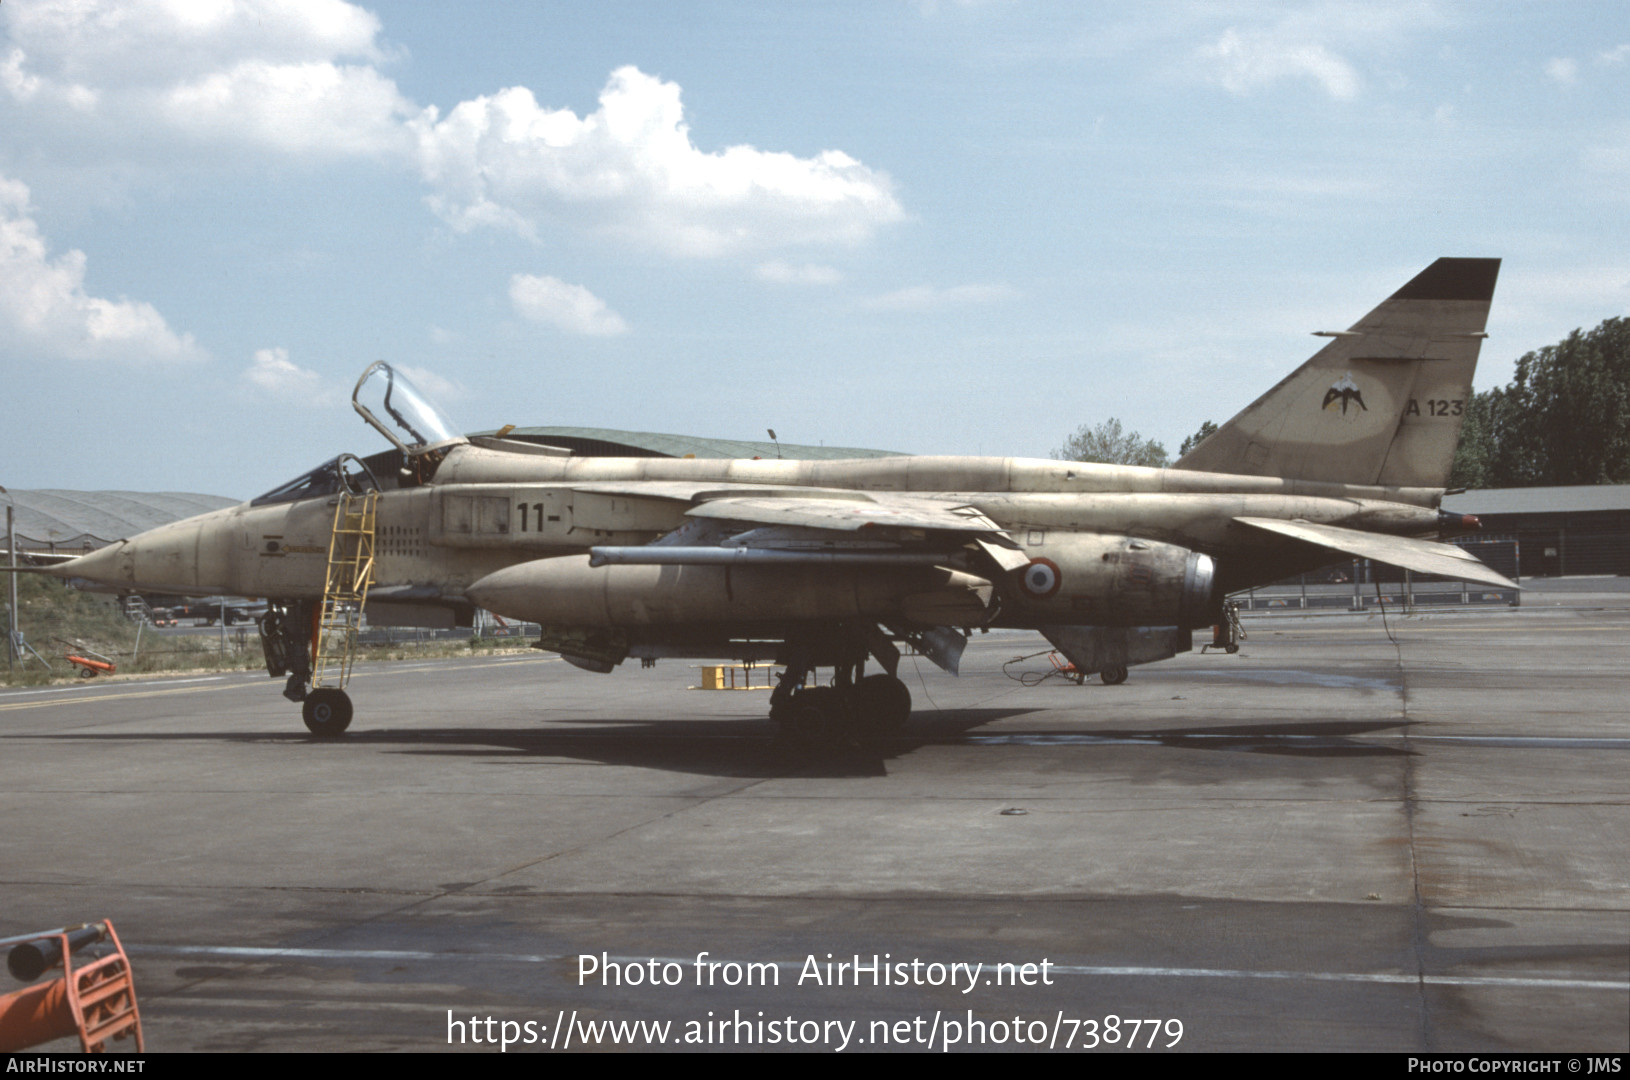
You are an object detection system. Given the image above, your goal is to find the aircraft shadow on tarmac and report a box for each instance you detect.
[1031,718,1417,758]
[364,707,1046,779]
[19,714,1414,780]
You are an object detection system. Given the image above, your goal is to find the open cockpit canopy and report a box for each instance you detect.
[352,362,465,457]
[250,365,464,507]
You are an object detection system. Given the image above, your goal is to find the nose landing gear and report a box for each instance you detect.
[257,488,377,737]
[302,687,353,736]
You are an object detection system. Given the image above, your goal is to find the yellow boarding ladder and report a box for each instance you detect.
[311,490,377,692]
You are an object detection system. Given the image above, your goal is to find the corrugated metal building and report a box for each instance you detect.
[3,490,240,554]
[1444,485,1630,578]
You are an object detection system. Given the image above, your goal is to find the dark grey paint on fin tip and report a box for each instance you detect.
[1388,258,1501,302]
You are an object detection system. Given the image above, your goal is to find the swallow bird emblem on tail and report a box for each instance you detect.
[1322,372,1368,415]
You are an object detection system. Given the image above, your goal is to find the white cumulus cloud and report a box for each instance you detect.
[1199,26,1362,100]
[1,46,41,100]
[2,5,902,261]
[1545,57,1580,85]
[509,274,630,336]
[3,0,386,86]
[413,66,904,256]
[244,346,328,399]
[1193,4,1446,102]
[1,0,414,157]
[159,59,415,156]
[0,173,203,363]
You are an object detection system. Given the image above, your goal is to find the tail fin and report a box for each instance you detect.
[1176,258,1500,489]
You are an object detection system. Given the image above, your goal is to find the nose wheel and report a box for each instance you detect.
[302,688,353,736]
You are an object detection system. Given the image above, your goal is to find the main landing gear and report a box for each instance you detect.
[1201,600,1244,655]
[769,647,912,750]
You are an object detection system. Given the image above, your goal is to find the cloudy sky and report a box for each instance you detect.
[3,1,1627,496]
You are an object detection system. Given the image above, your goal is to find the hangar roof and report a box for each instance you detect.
[472,426,903,461]
[1444,485,1630,516]
[2,490,238,550]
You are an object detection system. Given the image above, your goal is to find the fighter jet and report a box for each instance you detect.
[47,258,1512,739]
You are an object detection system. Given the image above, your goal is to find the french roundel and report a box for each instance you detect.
[1019,557,1062,599]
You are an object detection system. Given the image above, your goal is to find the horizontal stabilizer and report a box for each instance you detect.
[1233,517,1517,589]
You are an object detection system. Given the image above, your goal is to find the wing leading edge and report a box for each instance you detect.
[684,494,1006,534]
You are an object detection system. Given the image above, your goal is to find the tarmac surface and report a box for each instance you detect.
[2,586,1627,1053]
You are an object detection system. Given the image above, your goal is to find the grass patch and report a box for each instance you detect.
[2,576,534,686]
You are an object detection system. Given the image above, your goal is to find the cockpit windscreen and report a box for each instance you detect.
[251,455,379,508]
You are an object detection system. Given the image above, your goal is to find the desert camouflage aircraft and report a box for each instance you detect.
[46,258,1511,739]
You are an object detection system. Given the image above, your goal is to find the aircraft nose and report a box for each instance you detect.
[56,540,131,588]
[58,517,213,594]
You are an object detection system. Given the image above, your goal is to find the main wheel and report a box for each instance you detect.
[302,687,353,736]
[774,686,847,748]
[852,674,912,735]
[1100,665,1129,685]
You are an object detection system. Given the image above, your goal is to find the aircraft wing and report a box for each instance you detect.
[569,482,1023,552]
[587,490,1030,575]
[1233,517,1518,589]
[568,482,1007,532]
[686,494,1007,534]
[569,481,872,504]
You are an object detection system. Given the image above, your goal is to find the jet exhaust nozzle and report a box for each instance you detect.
[1437,510,1482,537]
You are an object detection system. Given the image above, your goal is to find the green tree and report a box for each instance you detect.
[1452,316,1630,488]
[1051,418,1169,467]
[1178,420,1218,458]
[1447,390,1495,490]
